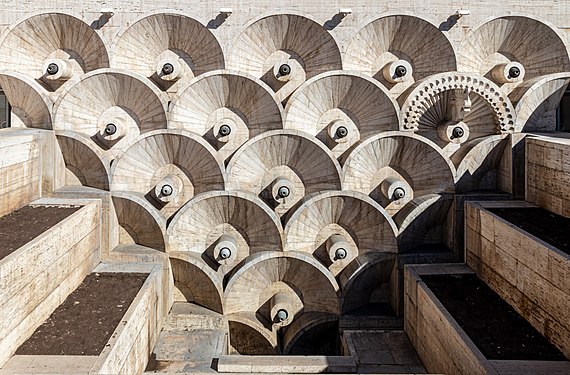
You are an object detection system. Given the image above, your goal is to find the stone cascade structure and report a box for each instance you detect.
[0,4,569,374]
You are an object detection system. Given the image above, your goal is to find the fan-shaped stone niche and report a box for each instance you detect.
[56,131,111,190]
[454,135,510,192]
[226,130,342,217]
[169,253,224,314]
[169,70,283,161]
[0,71,52,129]
[224,251,339,354]
[284,71,400,159]
[337,252,397,314]
[284,191,398,276]
[399,73,516,159]
[53,69,169,159]
[343,132,455,216]
[112,11,224,92]
[459,16,570,92]
[227,13,342,102]
[112,192,166,251]
[0,12,109,91]
[110,130,224,218]
[394,194,453,253]
[344,14,456,98]
[510,73,570,132]
[166,191,283,274]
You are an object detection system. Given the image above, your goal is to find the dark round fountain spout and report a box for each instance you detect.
[279,64,291,76]
[509,66,520,78]
[277,186,290,198]
[219,124,232,136]
[393,187,406,200]
[46,63,59,75]
[105,123,117,135]
[336,126,348,138]
[395,65,407,77]
[162,63,174,75]
[160,184,173,196]
[452,126,464,139]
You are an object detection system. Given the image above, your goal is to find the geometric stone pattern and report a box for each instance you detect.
[0,5,569,367]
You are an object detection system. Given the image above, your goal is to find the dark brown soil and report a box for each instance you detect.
[16,272,148,356]
[0,205,80,261]
[423,274,566,361]
[489,207,570,255]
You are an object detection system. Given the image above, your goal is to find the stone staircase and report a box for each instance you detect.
[145,303,227,373]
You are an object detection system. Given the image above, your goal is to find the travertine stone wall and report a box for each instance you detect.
[0,1,568,50]
[526,136,570,218]
[0,130,41,216]
[465,201,570,358]
[0,199,101,367]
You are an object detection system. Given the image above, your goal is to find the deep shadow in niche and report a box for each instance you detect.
[286,320,340,355]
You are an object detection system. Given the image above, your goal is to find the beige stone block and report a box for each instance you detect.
[547,251,569,291]
[465,203,481,232]
[493,220,522,259]
[480,210,495,242]
[519,234,549,275]
[480,236,496,268]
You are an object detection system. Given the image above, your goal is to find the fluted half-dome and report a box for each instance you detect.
[510,73,570,132]
[112,12,224,89]
[167,191,283,273]
[400,73,516,158]
[169,71,283,160]
[337,252,396,314]
[110,130,224,218]
[394,194,453,252]
[169,253,224,314]
[224,251,339,315]
[0,13,108,85]
[284,71,399,158]
[342,132,455,214]
[54,69,169,156]
[282,312,338,355]
[56,130,111,190]
[228,313,279,355]
[226,130,342,192]
[454,135,510,192]
[112,192,166,251]
[227,14,342,102]
[0,71,52,129]
[345,14,456,91]
[284,191,398,275]
[459,16,570,80]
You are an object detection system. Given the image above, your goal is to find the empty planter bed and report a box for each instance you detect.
[3,262,163,374]
[0,198,102,368]
[405,264,570,375]
[465,201,570,359]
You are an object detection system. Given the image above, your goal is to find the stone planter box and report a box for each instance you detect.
[0,198,101,367]
[465,201,569,358]
[1,263,165,375]
[405,264,569,375]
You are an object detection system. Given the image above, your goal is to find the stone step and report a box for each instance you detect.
[163,302,227,331]
[339,315,403,331]
[146,328,226,373]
